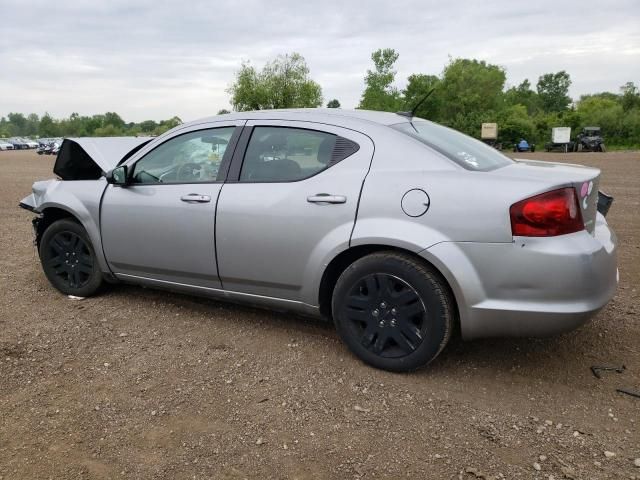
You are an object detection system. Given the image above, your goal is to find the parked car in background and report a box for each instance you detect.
[9,137,38,149]
[36,139,63,155]
[20,109,618,371]
[38,141,57,155]
[23,138,39,149]
[9,137,30,149]
[0,139,15,150]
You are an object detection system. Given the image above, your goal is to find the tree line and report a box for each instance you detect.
[356,49,639,147]
[0,112,182,139]
[2,49,639,147]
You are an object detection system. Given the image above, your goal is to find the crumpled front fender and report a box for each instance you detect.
[20,178,110,273]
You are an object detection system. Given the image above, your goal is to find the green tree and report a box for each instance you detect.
[62,113,84,136]
[402,74,440,119]
[358,48,403,111]
[25,113,40,136]
[138,120,158,132]
[228,53,322,111]
[103,112,125,129]
[620,82,640,112]
[153,116,182,135]
[93,124,123,137]
[0,116,15,137]
[497,105,536,145]
[227,62,265,111]
[39,113,58,137]
[576,96,625,140]
[217,109,231,115]
[438,58,506,135]
[326,99,340,108]
[504,79,539,114]
[536,71,572,112]
[7,113,27,136]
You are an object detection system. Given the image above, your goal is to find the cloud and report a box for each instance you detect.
[1,0,638,121]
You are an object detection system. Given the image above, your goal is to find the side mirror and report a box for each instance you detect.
[106,165,128,185]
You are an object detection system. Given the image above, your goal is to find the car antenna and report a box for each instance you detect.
[396,88,435,118]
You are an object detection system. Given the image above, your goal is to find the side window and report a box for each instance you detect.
[239,127,354,182]
[132,127,235,184]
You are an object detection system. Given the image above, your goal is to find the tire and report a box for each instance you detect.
[39,219,103,297]
[332,252,454,372]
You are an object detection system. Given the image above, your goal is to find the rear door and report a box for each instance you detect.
[215,120,374,303]
[101,121,243,288]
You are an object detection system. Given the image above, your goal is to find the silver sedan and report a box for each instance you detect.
[20,109,618,371]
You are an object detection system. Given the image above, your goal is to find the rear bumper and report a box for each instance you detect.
[422,214,618,339]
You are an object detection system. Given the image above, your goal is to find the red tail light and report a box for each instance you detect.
[510,187,584,237]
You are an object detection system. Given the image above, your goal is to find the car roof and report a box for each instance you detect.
[184,108,413,129]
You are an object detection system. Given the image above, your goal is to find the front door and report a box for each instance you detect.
[215,120,374,303]
[101,124,241,288]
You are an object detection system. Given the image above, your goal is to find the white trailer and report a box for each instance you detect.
[552,127,571,144]
[545,127,574,152]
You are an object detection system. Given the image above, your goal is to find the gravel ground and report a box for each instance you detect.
[1,149,639,479]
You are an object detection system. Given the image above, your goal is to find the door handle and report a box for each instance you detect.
[180,193,211,203]
[307,194,347,204]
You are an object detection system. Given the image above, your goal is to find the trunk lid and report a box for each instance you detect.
[497,159,600,234]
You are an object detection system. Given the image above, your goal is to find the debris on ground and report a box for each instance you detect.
[617,387,640,399]
[353,405,370,413]
[590,364,625,379]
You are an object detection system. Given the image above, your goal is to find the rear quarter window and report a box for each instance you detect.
[391,120,513,172]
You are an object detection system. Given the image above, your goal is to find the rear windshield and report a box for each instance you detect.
[391,120,513,171]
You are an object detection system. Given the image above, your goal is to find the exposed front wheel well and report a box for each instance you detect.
[318,245,459,328]
[34,208,79,248]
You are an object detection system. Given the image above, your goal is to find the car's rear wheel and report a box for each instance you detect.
[39,219,103,297]
[332,252,453,372]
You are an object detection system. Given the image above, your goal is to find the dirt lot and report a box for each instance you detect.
[1,150,639,479]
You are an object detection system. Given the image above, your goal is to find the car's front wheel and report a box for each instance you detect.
[39,219,103,297]
[332,252,454,372]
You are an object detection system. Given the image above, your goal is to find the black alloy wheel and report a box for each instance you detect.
[39,219,103,297]
[332,252,453,372]
[343,273,427,358]
[45,231,94,289]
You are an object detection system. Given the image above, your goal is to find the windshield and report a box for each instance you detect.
[392,120,513,171]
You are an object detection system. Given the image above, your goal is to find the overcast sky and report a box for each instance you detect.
[1,0,638,122]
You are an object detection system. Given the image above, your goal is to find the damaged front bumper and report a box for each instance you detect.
[19,192,37,212]
[19,193,43,247]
